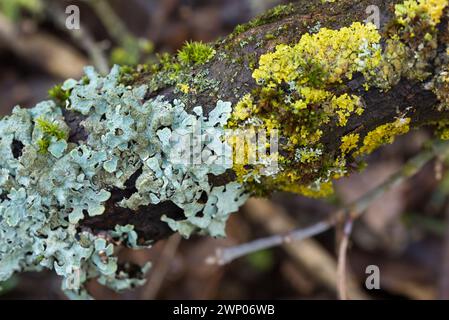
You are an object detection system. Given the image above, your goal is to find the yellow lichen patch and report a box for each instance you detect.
[373,0,449,87]
[227,130,258,165]
[395,0,447,27]
[263,117,281,133]
[227,23,382,196]
[298,87,330,104]
[330,94,364,127]
[231,94,254,123]
[439,127,449,140]
[284,180,335,198]
[355,118,411,156]
[431,120,449,140]
[340,133,360,155]
[225,0,449,199]
[253,44,299,86]
[291,87,330,112]
[177,83,190,94]
[289,126,323,146]
[252,22,382,87]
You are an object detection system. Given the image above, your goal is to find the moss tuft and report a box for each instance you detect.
[36,138,50,154]
[177,41,216,66]
[34,118,68,153]
[48,84,70,106]
[232,4,295,36]
[35,118,67,141]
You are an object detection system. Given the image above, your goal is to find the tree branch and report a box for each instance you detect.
[2,0,449,297]
[58,0,449,242]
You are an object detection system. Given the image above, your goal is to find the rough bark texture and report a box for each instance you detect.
[72,0,448,242]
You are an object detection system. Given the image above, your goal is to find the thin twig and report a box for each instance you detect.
[205,220,332,265]
[243,198,368,298]
[337,215,354,300]
[141,234,182,300]
[206,141,449,266]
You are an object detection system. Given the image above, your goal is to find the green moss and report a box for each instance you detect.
[177,41,216,66]
[34,118,68,155]
[139,49,219,100]
[35,118,67,141]
[48,84,70,106]
[232,4,295,37]
[36,138,50,154]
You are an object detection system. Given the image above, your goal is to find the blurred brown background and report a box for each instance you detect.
[0,0,447,300]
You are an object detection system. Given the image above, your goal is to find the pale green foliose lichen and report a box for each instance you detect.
[0,65,247,298]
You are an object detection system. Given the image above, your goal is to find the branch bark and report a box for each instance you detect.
[42,0,449,242]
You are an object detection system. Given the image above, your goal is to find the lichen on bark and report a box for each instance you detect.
[1,0,449,298]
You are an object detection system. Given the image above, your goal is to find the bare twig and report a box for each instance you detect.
[337,215,354,300]
[206,219,332,266]
[242,198,368,299]
[141,234,182,300]
[206,141,449,266]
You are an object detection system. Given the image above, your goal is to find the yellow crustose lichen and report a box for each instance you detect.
[374,0,448,87]
[230,94,254,123]
[177,83,190,94]
[252,22,382,86]
[395,0,447,27]
[227,22,385,197]
[439,126,449,140]
[287,181,335,198]
[330,94,364,127]
[227,2,444,198]
[355,118,411,156]
[438,125,449,140]
[340,133,360,155]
